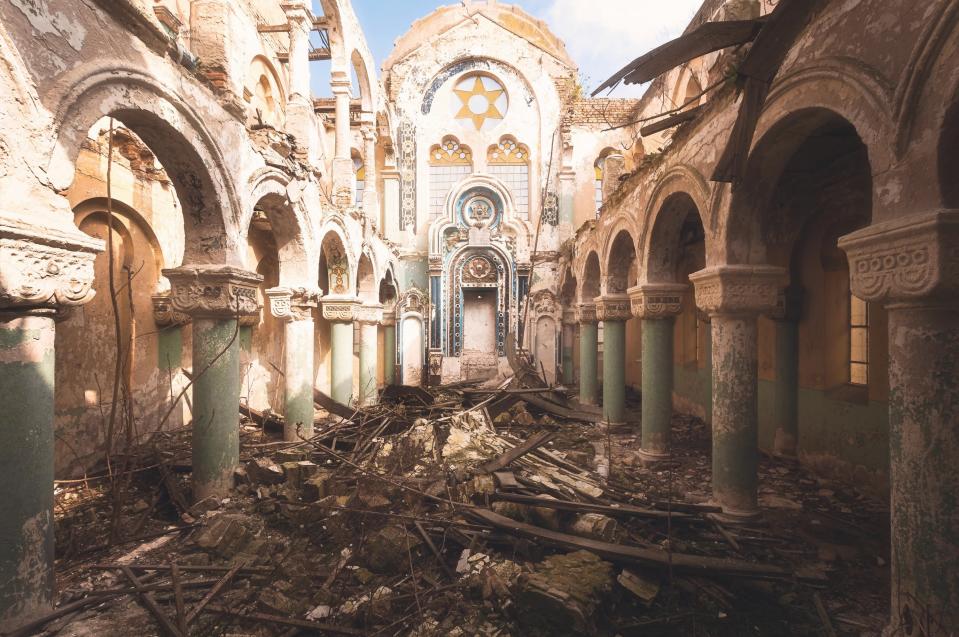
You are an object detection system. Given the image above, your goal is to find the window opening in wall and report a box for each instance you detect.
[429,136,473,217]
[594,158,605,218]
[488,136,530,215]
[353,152,365,207]
[850,293,869,385]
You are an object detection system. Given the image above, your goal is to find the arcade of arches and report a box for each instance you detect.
[0,0,957,633]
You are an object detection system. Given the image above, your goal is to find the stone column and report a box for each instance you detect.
[558,168,576,242]
[561,309,576,385]
[382,311,396,386]
[0,222,100,632]
[629,283,687,460]
[596,294,632,426]
[266,287,318,441]
[576,303,599,406]
[689,265,784,521]
[356,303,383,406]
[164,266,263,500]
[331,73,354,206]
[361,125,379,217]
[839,210,959,634]
[772,286,803,458]
[282,2,312,102]
[322,297,357,406]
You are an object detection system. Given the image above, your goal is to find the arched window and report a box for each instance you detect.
[352,151,365,207]
[594,157,606,218]
[429,136,473,217]
[488,136,530,215]
[850,293,869,385]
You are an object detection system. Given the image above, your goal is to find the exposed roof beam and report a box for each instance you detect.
[639,105,706,137]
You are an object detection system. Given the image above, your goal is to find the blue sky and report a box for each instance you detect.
[311,0,702,98]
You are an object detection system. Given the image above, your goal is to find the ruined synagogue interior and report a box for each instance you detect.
[0,0,957,634]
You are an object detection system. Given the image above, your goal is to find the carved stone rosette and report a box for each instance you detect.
[321,297,358,322]
[689,265,785,317]
[595,294,632,322]
[355,303,384,325]
[161,266,263,319]
[575,302,598,324]
[627,283,687,319]
[266,286,319,322]
[838,209,959,306]
[0,220,103,312]
[152,294,191,327]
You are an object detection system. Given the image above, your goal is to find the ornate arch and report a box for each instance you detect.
[445,245,513,357]
[246,168,314,286]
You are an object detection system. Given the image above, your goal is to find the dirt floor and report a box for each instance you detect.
[31,384,890,637]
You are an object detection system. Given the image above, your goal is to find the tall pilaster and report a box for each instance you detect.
[561,309,576,385]
[558,168,576,242]
[596,294,632,426]
[771,286,803,458]
[331,73,354,206]
[576,303,599,406]
[382,311,397,386]
[629,284,687,460]
[164,266,263,500]
[839,210,959,634]
[281,2,318,165]
[267,287,318,441]
[356,303,383,406]
[690,265,784,521]
[0,221,100,632]
[361,125,379,218]
[322,297,357,406]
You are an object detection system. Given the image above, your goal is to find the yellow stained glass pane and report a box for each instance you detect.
[850,294,868,325]
[850,362,868,385]
[850,327,868,362]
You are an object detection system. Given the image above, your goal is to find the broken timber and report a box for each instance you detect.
[478,431,557,474]
[640,105,706,137]
[492,493,695,522]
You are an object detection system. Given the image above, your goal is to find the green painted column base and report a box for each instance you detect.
[639,318,674,460]
[192,317,241,500]
[358,322,378,406]
[331,321,354,406]
[579,322,598,406]
[0,313,56,631]
[384,325,396,386]
[603,320,626,426]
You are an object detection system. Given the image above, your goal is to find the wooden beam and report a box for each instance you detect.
[593,19,766,95]
[640,105,706,137]
[309,49,332,61]
[257,24,290,33]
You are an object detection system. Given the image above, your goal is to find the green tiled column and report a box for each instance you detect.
[597,295,632,426]
[323,298,357,407]
[576,304,599,406]
[383,314,396,386]
[356,304,384,407]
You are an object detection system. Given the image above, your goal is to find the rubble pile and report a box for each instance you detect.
[34,359,889,636]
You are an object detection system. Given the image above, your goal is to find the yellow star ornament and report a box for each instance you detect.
[454,76,505,131]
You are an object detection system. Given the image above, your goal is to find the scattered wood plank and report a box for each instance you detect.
[92,563,272,574]
[478,431,557,474]
[640,105,706,137]
[240,403,283,431]
[492,493,694,522]
[185,561,244,625]
[468,508,796,580]
[594,19,767,93]
[120,566,185,637]
[204,605,366,635]
[169,562,188,635]
[313,387,357,420]
[414,521,457,581]
[814,592,838,637]
[382,384,435,405]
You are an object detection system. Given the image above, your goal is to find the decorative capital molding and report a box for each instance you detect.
[355,303,384,324]
[266,286,319,322]
[562,309,577,325]
[381,311,396,327]
[152,294,191,327]
[689,265,785,317]
[595,294,632,322]
[575,302,598,324]
[628,283,687,319]
[838,209,959,306]
[0,219,103,312]
[322,296,358,322]
[161,266,263,319]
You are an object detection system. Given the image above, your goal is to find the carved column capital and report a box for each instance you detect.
[381,310,396,327]
[628,283,687,319]
[595,294,632,322]
[281,1,312,28]
[266,286,319,322]
[838,209,959,307]
[0,219,103,312]
[355,303,384,325]
[152,293,191,327]
[575,302,598,324]
[321,296,358,322]
[562,309,577,326]
[689,265,785,318]
[161,265,263,319]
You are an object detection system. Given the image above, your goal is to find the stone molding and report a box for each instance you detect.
[161,266,263,319]
[575,302,598,324]
[0,220,103,311]
[838,209,959,306]
[595,294,632,322]
[689,265,785,317]
[562,309,577,326]
[355,303,384,325]
[381,311,397,327]
[322,297,358,322]
[152,294,191,327]
[628,283,688,319]
[266,286,319,322]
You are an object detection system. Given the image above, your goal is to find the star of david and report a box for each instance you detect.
[454,77,505,130]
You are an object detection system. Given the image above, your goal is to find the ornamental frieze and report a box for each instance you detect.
[0,223,102,310]
[355,303,384,324]
[161,266,263,318]
[152,294,191,327]
[575,302,598,324]
[689,265,784,317]
[595,295,632,322]
[322,299,357,322]
[266,287,320,322]
[627,283,687,319]
[838,209,959,304]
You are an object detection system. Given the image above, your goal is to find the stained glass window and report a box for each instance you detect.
[451,74,508,132]
[488,136,529,214]
[429,136,473,217]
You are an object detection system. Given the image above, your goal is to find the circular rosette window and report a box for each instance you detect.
[450,73,508,132]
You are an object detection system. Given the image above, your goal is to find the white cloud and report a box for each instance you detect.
[541,0,703,97]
